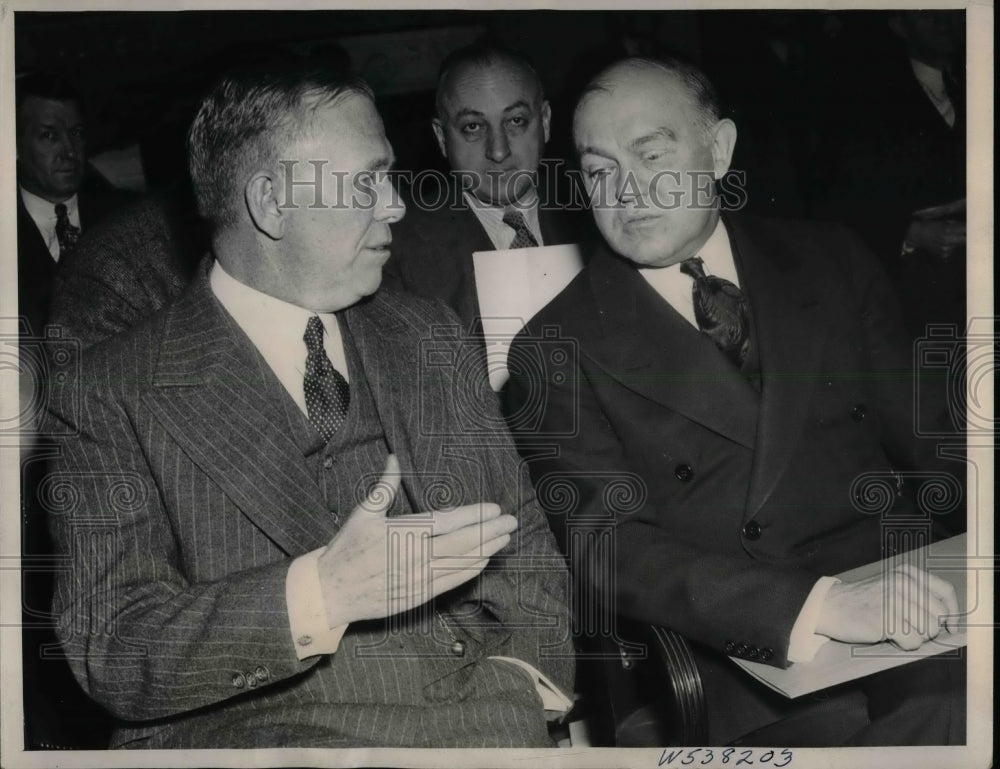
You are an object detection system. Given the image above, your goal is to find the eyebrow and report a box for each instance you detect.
[627,128,677,152]
[452,100,533,121]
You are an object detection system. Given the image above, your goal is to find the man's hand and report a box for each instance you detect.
[816,564,959,651]
[316,455,518,628]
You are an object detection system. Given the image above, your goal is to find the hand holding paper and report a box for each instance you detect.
[816,563,960,651]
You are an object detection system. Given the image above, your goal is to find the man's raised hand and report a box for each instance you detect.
[317,455,517,627]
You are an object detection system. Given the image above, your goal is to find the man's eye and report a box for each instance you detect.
[507,116,527,128]
[40,130,56,140]
[643,152,664,163]
[460,122,481,135]
[71,127,85,139]
[585,167,613,181]
[356,172,375,187]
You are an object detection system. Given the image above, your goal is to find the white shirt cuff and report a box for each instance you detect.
[286,548,349,660]
[787,576,841,663]
[488,656,574,714]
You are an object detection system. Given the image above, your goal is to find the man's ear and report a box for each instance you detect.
[431,118,448,159]
[709,118,738,179]
[540,100,552,144]
[245,171,284,240]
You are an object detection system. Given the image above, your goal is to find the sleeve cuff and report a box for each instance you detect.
[286,548,349,660]
[488,656,574,714]
[787,576,841,664]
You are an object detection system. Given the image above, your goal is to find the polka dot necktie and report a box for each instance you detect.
[679,256,750,367]
[502,208,539,249]
[54,203,80,258]
[303,316,350,442]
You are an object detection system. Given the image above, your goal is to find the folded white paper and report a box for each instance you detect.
[473,244,584,391]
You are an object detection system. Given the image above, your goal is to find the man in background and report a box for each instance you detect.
[16,72,126,336]
[384,40,589,332]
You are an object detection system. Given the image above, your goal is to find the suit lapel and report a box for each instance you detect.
[142,265,333,557]
[581,246,759,448]
[728,216,827,515]
[342,294,431,511]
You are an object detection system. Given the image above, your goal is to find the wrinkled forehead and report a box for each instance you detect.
[293,93,392,165]
[18,96,83,129]
[439,58,542,114]
[574,68,696,145]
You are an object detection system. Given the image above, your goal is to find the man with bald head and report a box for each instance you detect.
[384,40,588,333]
[508,57,965,746]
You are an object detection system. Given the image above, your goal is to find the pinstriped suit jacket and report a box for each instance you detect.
[46,262,573,748]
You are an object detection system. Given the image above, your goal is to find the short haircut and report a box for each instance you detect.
[579,56,721,138]
[15,71,83,130]
[186,59,373,233]
[435,38,545,118]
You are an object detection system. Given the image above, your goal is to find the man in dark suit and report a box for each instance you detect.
[46,62,572,749]
[508,57,965,747]
[383,41,588,332]
[16,72,126,337]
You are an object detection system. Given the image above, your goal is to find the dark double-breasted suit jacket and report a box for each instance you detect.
[46,263,573,748]
[382,188,589,332]
[507,214,962,743]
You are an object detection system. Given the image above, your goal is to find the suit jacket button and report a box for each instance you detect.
[852,404,867,422]
[760,647,774,662]
[742,520,762,540]
[323,455,334,470]
[232,673,246,689]
[724,640,736,653]
[747,646,760,659]
[674,464,694,482]
[450,640,466,657]
[254,665,270,682]
[246,671,258,688]
[297,635,313,647]
[735,643,748,657]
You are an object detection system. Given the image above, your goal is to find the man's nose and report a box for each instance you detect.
[485,128,511,164]
[60,132,82,159]
[379,179,406,224]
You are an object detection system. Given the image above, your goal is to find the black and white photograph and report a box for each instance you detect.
[0,2,993,768]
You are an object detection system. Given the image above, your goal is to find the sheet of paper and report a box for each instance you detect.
[730,533,968,699]
[472,243,584,391]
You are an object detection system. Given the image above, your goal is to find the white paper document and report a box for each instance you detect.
[472,243,584,391]
[730,533,968,698]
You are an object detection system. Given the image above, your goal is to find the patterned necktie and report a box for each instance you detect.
[54,203,80,258]
[502,208,539,249]
[303,316,350,442]
[679,256,750,367]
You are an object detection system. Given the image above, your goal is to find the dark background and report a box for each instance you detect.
[14,7,970,751]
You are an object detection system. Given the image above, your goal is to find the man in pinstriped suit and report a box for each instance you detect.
[45,60,572,749]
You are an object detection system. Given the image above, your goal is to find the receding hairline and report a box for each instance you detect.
[436,53,544,118]
[574,58,719,142]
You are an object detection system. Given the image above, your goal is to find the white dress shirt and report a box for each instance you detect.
[210,260,349,658]
[637,217,838,663]
[20,187,80,261]
[465,190,544,250]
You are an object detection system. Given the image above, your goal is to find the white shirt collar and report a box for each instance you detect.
[209,259,349,416]
[638,217,739,329]
[19,187,80,261]
[463,189,543,250]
